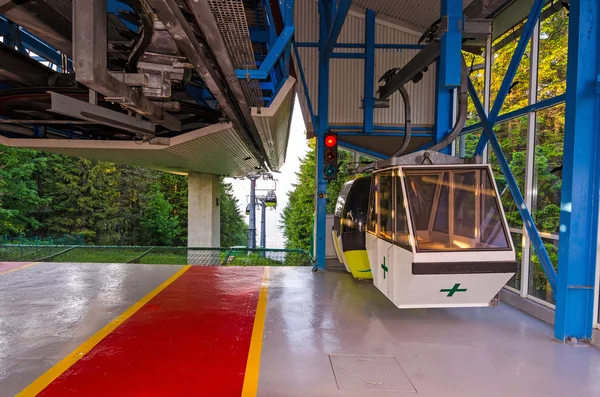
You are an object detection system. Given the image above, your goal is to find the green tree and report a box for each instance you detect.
[137,185,180,245]
[280,138,353,250]
[38,155,120,244]
[159,172,188,245]
[0,146,47,235]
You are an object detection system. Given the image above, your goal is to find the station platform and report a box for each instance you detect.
[1,262,600,397]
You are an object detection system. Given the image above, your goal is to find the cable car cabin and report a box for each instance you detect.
[332,176,373,279]
[366,158,517,309]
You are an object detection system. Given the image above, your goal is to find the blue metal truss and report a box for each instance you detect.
[473,0,545,155]
[0,16,72,72]
[232,0,295,108]
[461,94,566,135]
[467,76,558,293]
[338,142,386,160]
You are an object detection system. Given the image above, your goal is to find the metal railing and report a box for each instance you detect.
[0,245,312,266]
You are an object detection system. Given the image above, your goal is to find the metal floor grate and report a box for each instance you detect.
[329,354,417,393]
[207,0,263,107]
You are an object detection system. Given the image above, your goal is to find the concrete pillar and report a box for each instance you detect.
[188,173,220,248]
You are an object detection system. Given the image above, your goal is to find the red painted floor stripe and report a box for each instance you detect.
[38,266,264,397]
[0,262,32,273]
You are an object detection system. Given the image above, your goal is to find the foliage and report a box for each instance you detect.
[0,148,247,247]
[137,186,180,246]
[280,138,354,250]
[0,147,48,235]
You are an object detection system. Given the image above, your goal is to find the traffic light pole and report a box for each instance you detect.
[314,0,330,271]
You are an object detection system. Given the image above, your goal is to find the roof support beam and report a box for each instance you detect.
[320,0,352,62]
[434,0,463,155]
[554,0,600,342]
[73,0,180,133]
[378,42,441,100]
[235,26,295,79]
[363,9,376,134]
[147,0,268,167]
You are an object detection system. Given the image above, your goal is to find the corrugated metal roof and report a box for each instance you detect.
[252,77,297,172]
[352,0,475,29]
[294,0,436,134]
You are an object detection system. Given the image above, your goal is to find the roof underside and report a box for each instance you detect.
[294,0,539,158]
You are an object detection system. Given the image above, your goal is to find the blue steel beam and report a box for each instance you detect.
[467,76,558,293]
[235,26,295,79]
[338,142,386,160]
[474,0,545,155]
[332,125,433,133]
[337,131,433,138]
[295,42,425,50]
[292,40,318,129]
[314,0,337,270]
[439,0,463,88]
[363,9,376,134]
[554,0,600,341]
[434,0,462,154]
[461,94,566,135]
[320,0,352,62]
[0,16,72,72]
[281,0,294,79]
[332,52,365,59]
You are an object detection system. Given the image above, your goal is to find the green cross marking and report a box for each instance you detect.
[440,283,467,297]
[381,257,388,279]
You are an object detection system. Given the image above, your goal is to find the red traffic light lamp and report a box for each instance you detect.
[325,135,337,147]
[323,132,338,180]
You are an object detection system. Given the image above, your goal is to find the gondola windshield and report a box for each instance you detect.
[404,167,510,252]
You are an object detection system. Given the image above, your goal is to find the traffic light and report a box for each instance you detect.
[323,132,338,180]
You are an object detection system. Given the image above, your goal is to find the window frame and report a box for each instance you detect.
[402,165,514,253]
[394,168,414,252]
[376,170,394,243]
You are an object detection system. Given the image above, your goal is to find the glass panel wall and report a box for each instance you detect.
[537,6,568,101]
[492,24,531,116]
[488,116,528,230]
[526,104,564,303]
[506,230,523,290]
[528,237,558,304]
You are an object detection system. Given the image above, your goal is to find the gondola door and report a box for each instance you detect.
[375,171,394,297]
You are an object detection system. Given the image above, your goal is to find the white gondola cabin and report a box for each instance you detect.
[364,151,517,309]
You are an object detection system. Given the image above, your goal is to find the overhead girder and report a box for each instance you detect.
[146,0,271,170]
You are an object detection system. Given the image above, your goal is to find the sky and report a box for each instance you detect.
[225,97,309,248]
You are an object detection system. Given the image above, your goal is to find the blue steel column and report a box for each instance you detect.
[554,0,600,341]
[314,0,330,269]
[363,9,376,134]
[434,0,462,154]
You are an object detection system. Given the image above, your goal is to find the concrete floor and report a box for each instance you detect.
[1,263,600,396]
[0,262,184,396]
[259,268,600,397]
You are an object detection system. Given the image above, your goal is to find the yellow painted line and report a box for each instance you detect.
[17,264,192,397]
[241,266,271,397]
[0,262,40,275]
